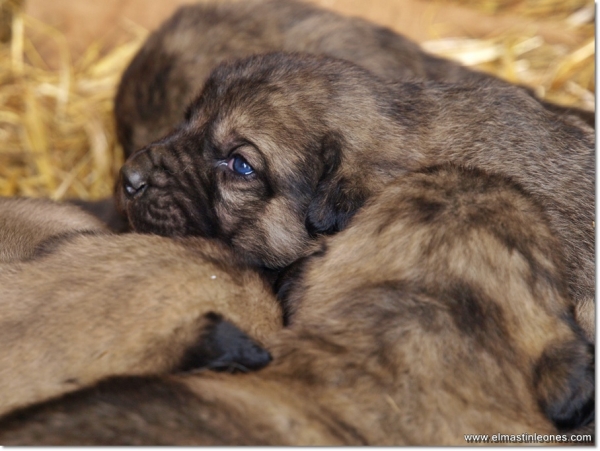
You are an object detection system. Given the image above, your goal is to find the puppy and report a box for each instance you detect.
[0,197,108,262]
[0,197,282,416]
[0,166,593,445]
[118,53,595,340]
[115,0,594,158]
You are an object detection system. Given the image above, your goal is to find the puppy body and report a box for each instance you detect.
[120,53,595,340]
[0,197,282,416]
[0,197,108,262]
[0,166,592,445]
[115,0,593,157]
[276,165,594,442]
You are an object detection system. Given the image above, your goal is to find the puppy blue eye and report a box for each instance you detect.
[229,155,254,175]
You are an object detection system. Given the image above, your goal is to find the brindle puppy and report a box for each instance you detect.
[117,53,595,341]
[0,197,282,416]
[0,166,593,445]
[115,0,594,158]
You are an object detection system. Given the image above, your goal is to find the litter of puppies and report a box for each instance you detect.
[0,0,595,445]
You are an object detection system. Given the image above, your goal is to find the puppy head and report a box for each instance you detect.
[117,53,376,269]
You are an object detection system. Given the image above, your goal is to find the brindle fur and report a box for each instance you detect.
[115,0,594,158]
[118,53,595,341]
[0,197,282,416]
[0,166,593,445]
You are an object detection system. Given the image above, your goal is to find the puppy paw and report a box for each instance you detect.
[176,312,272,373]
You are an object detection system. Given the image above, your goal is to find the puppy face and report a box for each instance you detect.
[117,54,365,268]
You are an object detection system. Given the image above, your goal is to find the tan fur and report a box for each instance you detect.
[0,166,592,445]
[0,197,282,416]
[0,197,108,262]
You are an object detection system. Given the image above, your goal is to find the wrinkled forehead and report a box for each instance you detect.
[206,71,323,130]
[187,58,333,180]
[210,93,316,143]
[197,57,332,117]
[210,102,324,185]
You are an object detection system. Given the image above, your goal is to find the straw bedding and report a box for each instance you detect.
[0,0,594,200]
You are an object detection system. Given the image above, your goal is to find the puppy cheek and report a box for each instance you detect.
[265,221,310,266]
[261,201,313,267]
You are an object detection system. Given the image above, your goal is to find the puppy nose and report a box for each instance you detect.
[121,164,148,198]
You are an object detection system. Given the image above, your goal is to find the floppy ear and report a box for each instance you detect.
[274,241,328,325]
[534,340,595,430]
[305,133,368,236]
[177,313,272,373]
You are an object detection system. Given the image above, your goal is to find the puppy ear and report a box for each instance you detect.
[177,313,272,373]
[534,340,595,430]
[305,133,368,236]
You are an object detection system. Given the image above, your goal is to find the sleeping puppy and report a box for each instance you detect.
[115,0,594,158]
[0,197,108,262]
[117,53,595,341]
[0,197,282,416]
[0,166,593,445]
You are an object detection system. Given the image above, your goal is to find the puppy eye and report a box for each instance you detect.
[227,155,254,175]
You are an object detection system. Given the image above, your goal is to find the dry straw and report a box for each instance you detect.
[423,0,595,108]
[0,0,594,200]
[0,2,147,200]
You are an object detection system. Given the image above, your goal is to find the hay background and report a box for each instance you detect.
[0,0,594,200]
